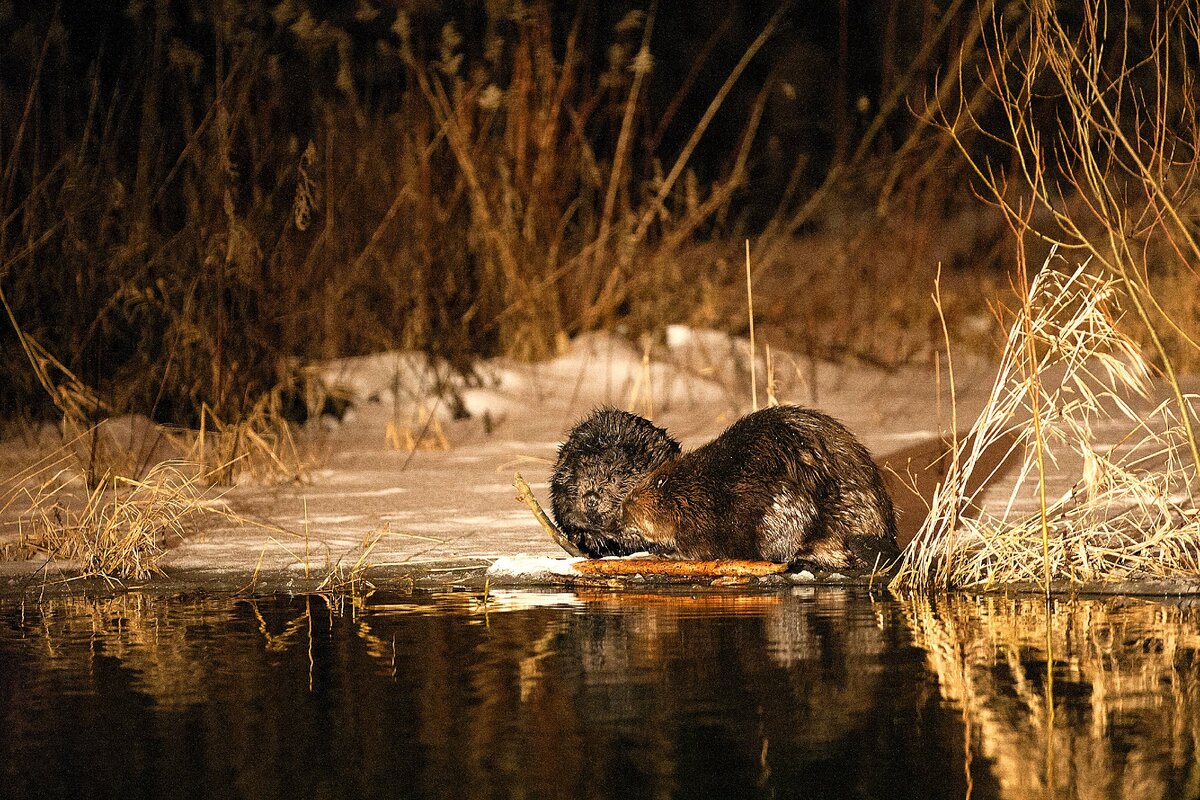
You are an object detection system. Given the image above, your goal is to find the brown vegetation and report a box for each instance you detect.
[893,257,1200,590]
[891,1,1200,590]
[3,2,1199,585]
[0,1,1010,434]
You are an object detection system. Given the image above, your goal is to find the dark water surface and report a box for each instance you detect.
[1,587,1198,800]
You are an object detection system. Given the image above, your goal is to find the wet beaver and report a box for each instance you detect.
[550,408,682,557]
[621,405,898,570]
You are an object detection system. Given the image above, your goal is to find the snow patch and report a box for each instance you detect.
[289,514,367,525]
[451,511,530,527]
[335,487,407,498]
[487,556,583,582]
[470,483,526,494]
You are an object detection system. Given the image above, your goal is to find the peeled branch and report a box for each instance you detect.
[513,472,588,558]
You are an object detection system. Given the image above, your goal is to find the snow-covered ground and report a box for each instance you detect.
[161,329,998,581]
[0,327,1190,588]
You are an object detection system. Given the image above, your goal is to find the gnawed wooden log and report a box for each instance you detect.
[572,557,787,578]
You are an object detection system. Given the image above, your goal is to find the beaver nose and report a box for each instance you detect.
[582,492,601,514]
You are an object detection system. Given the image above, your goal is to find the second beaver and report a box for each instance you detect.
[621,405,898,570]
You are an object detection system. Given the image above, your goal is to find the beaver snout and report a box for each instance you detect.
[581,491,601,516]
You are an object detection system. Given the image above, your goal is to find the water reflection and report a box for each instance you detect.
[900,594,1200,800]
[0,589,1197,799]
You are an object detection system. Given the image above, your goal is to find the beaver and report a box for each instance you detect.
[550,408,682,557]
[621,405,898,570]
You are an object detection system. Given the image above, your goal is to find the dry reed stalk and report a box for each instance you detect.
[893,254,1200,590]
[1012,224,1053,594]
[746,239,758,411]
[0,286,106,436]
[11,460,210,582]
[939,1,1200,476]
[315,526,390,600]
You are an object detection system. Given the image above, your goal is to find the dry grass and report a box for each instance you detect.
[893,255,1200,590]
[183,397,315,487]
[890,0,1200,591]
[6,459,212,582]
[939,0,1200,468]
[0,2,1015,435]
[312,526,393,603]
[729,206,1005,371]
[0,3,798,430]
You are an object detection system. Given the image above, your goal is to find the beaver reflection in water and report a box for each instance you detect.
[622,405,899,570]
[550,408,681,557]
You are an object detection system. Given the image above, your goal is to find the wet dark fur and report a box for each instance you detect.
[550,408,682,557]
[622,405,899,569]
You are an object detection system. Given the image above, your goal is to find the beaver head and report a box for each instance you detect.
[550,408,681,554]
[563,449,653,529]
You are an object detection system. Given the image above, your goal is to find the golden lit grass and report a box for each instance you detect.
[185,397,315,487]
[893,256,1200,590]
[7,459,211,582]
[1,4,824,456]
[940,1,1200,470]
[0,0,1019,461]
[0,403,319,583]
[895,0,1200,591]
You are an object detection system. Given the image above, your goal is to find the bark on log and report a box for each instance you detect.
[573,558,787,577]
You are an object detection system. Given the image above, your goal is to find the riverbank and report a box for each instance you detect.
[2,329,1198,599]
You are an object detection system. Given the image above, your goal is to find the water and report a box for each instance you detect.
[1,587,1198,800]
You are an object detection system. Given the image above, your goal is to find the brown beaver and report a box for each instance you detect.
[550,408,682,557]
[621,405,898,570]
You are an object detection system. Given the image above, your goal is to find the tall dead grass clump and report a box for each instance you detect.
[7,460,210,582]
[0,2,804,440]
[389,4,792,359]
[893,255,1200,590]
[186,396,314,487]
[937,0,1200,472]
[892,0,1200,591]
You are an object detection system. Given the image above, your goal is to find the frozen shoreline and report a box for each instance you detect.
[2,329,1197,598]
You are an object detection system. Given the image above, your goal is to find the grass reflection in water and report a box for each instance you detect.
[1,589,1198,799]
